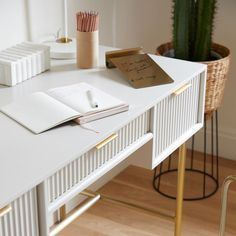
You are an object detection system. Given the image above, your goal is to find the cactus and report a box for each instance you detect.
[173,0,217,61]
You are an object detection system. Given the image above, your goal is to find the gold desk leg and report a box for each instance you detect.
[59,205,66,222]
[175,143,186,236]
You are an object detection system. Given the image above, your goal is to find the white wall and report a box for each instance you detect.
[0,0,28,50]
[26,0,63,42]
[212,0,236,160]
[70,0,115,46]
[114,0,172,52]
[25,0,115,45]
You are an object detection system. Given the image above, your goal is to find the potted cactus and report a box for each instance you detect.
[156,0,230,116]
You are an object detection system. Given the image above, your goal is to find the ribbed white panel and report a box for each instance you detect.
[48,111,150,203]
[0,189,39,236]
[154,74,201,159]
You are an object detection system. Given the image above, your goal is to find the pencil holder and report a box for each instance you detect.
[76,30,99,69]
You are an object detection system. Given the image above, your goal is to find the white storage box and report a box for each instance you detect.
[0,42,50,86]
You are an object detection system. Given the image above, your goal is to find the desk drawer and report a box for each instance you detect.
[47,110,150,204]
[152,73,204,165]
[0,189,39,236]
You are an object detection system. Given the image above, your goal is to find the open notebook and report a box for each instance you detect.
[0,83,129,134]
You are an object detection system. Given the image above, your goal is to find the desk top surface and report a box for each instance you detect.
[0,46,206,208]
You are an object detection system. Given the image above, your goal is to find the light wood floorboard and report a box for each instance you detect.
[58,150,236,236]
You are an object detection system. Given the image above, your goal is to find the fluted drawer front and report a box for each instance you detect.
[153,73,202,161]
[47,110,150,204]
[0,189,39,236]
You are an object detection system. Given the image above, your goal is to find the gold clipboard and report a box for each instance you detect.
[109,53,174,89]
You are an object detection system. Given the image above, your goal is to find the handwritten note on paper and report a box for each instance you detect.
[110,54,174,88]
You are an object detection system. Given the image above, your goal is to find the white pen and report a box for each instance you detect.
[87,90,98,108]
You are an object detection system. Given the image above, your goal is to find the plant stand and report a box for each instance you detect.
[153,110,219,201]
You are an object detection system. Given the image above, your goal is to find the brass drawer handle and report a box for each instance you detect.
[172,83,191,96]
[0,205,12,218]
[96,133,118,150]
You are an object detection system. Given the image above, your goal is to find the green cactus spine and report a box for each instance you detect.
[192,0,216,61]
[173,0,217,61]
[173,0,194,60]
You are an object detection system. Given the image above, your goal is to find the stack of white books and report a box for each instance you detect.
[0,42,50,86]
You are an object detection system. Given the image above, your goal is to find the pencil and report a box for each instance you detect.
[76,11,99,32]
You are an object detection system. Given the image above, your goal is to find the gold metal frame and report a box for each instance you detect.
[219,175,236,236]
[0,205,12,218]
[53,190,174,236]
[100,193,174,221]
[175,143,186,236]
[50,191,100,236]
[50,143,187,236]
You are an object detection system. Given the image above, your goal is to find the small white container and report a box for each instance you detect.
[0,55,22,84]
[1,52,28,81]
[0,42,50,86]
[5,49,32,79]
[0,58,17,86]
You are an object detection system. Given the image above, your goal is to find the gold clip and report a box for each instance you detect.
[105,47,143,68]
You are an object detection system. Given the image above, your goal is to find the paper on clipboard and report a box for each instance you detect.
[110,53,174,88]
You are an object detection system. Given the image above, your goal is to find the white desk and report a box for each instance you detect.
[0,46,206,236]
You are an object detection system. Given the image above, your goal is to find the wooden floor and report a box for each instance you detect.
[59,150,236,236]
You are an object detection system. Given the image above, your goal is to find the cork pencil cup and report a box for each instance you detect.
[76,30,99,69]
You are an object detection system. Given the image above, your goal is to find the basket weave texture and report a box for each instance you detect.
[156,42,230,115]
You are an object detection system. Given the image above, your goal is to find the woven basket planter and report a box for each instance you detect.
[156,42,230,117]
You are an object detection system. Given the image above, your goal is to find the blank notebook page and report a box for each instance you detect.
[47,82,126,114]
[0,92,78,134]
